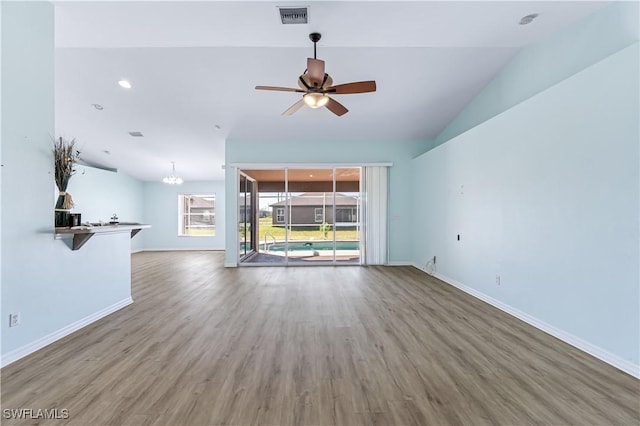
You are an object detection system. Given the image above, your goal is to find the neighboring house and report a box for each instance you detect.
[182,194,215,228]
[238,199,269,222]
[270,193,359,226]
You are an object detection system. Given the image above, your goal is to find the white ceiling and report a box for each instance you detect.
[54,1,609,181]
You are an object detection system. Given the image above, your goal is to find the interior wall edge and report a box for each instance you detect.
[432,2,639,148]
[410,42,639,370]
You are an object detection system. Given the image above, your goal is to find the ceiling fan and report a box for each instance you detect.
[255,33,376,117]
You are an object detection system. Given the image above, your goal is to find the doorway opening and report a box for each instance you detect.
[239,167,361,265]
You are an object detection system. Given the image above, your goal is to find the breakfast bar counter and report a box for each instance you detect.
[54,223,151,250]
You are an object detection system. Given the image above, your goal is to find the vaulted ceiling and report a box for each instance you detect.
[54,1,609,181]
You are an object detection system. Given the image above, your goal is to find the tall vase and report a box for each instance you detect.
[54,192,70,227]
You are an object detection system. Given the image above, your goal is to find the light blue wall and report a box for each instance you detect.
[412,43,639,367]
[62,165,224,253]
[0,1,4,322]
[224,139,429,266]
[67,165,145,251]
[143,181,225,250]
[1,2,132,358]
[434,1,640,147]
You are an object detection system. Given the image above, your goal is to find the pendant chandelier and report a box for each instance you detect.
[162,161,183,185]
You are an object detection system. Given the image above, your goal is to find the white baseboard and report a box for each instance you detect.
[0,297,133,368]
[411,265,639,379]
[385,260,414,266]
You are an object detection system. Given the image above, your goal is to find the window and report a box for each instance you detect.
[276,208,285,223]
[314,208,323,223]
[336,207,357,223]
[179,194,215,236]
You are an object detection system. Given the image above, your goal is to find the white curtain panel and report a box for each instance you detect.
[363,166,388,265]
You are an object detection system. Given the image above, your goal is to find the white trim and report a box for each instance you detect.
[225,262,238,268]
[411,266,639,379]
[411,262,421,270]
[386,261,414,266]
[131,249,144,254]
[1,297,133,368]
[178,193,216,237]
[229,162,393,169]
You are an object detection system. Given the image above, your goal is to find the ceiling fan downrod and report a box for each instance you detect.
[309,32,321,59]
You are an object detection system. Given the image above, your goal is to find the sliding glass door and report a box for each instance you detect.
[334,167,361,264]
[239,167,361,265]
[256,169,286,264]
[238,173,257,261]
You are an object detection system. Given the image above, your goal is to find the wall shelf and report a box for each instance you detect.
[55,223,151,250]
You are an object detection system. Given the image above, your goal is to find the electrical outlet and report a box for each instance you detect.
[496,275,501,286]
[9,312,21,327]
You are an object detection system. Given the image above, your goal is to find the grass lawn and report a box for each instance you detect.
[257,217,359,242]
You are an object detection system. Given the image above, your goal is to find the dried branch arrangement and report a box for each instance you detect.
[53,137,80,209]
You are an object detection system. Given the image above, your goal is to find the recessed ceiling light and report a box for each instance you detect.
[519,13,539,25]
[92,103,104,110]
[128,131,144,137]
[214,124,222,130]
[118,80,132,89]
[102,150,110,155]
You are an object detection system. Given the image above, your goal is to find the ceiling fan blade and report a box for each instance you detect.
[256,85,304,93]
[282,99,305,116]
[327,81,377,94]
[325,97,348,116]
[307,58,325,87]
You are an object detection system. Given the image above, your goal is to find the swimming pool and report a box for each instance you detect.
[266,241,359,252]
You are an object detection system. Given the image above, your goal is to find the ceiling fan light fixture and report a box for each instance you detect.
[163,176,183,185]
[303,93,329,108]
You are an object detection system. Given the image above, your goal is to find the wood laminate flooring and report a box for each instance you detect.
[1,251,638,425]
